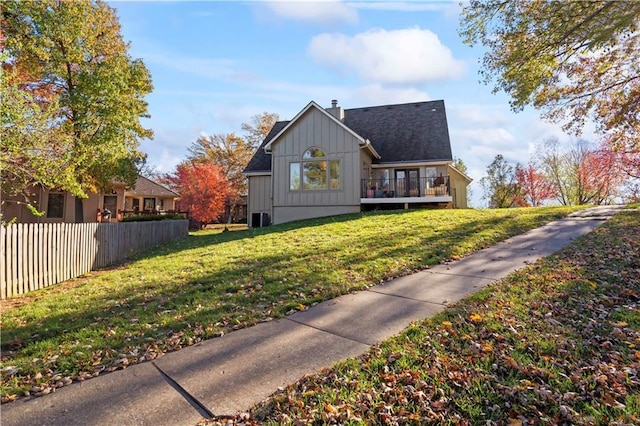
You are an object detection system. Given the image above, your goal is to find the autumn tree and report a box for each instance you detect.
[187,133,253,221]
[460,1,640,170]
[241,112,280,149]
[0,62,77,218]
[480,154,522,208]
[1,0,153,205]
[537,138,624,205]
[165,162,228,225]
[515,163,556,207]
[188,113,277,222]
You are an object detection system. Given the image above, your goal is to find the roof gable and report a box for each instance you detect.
[263,101,366,152]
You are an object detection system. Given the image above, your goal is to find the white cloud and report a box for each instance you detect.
[308,27,465,84]
[262,0,358,25]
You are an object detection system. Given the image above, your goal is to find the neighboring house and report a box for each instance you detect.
[122,176,180,215]
[2,176,180,224]
[243,99,472,227]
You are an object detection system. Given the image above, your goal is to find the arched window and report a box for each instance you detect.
[303,147,326,159]
[290,147,340,191]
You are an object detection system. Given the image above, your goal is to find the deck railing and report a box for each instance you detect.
[361,176,450,199]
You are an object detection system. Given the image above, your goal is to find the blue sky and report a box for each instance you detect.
[110,0,595,207]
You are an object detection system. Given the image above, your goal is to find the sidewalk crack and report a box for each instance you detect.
[152,362,214,420]
[284,317,372,346]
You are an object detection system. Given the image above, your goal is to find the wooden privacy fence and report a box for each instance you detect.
[1,220,188,299]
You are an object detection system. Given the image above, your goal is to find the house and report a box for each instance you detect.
[243,99,472,227]
[2,176,180,224]
[121,176,180,216]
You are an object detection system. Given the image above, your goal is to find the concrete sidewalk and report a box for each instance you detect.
[1,205,624,426]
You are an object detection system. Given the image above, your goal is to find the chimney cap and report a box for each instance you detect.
[331,99,338,108]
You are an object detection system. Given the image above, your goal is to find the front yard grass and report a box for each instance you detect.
[249,208,640,425]
[0,206,584,401]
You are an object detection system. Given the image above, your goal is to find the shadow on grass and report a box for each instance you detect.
[250,210,640,423]
[0,207,584,396]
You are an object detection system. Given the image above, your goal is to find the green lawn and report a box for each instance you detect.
[248,208,640,425]
[0,206,585,401]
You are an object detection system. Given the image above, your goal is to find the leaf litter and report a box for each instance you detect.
[199,208,640,425]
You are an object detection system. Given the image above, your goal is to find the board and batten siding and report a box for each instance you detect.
[247,175,272,226]
[271,107,365,224]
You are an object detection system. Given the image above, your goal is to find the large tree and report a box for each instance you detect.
[241,112,280,149]
[1,63,79,217]
[480,154,522,208]
[165,162,228,225]
[1,0,153,202]
[515,163,556,207]
[188,134,254,197]
[460,1,640,170]
[188,113,277,222]
[537,138,624,205]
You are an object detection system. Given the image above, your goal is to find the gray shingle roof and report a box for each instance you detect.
[126,176,180,197]
[243,121,288,173]
[344,100,452,163]
[243,100,452,173]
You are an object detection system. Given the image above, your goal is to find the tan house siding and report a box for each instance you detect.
[1,177,178,223]
[274,205,360,224]
[448,165,472,208]
[270,107,363,224]
[247,175,272,227]
[1,188,106,224]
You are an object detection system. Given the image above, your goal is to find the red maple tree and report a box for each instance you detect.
[166,162,228,224]
[515,164,556,207]
[577,145,625,205]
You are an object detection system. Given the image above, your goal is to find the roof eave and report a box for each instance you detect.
[448,164,474,182]
[371,160,452,168]
[360,139,381,159]
[243,171,272,176]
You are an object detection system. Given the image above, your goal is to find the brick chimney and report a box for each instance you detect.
[326,99,344,121]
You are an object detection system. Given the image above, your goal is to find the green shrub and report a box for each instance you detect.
[121,213,186,222]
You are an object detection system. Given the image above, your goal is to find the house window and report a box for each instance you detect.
[303,161,327,189]
[290,162,300,190]
[330,160,340,189]
[303,147,325,159]
[290,147,340,191]
[47,192,65,218]
[143,198,155,211]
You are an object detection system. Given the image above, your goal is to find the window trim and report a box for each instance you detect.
[289,147,341,192]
